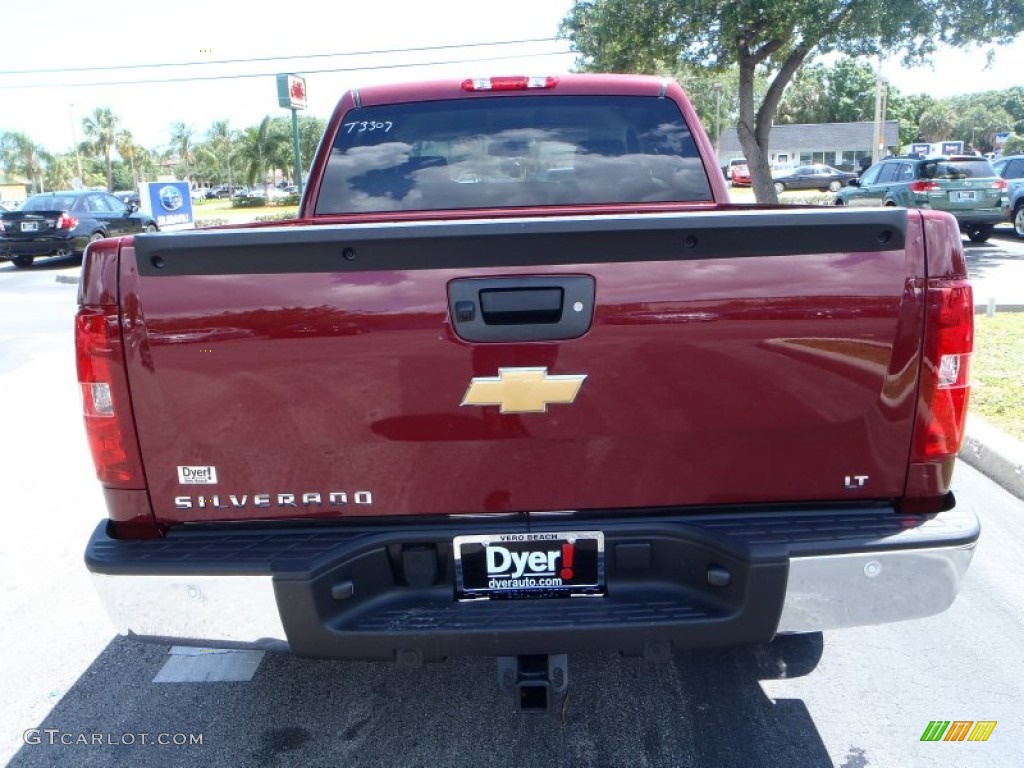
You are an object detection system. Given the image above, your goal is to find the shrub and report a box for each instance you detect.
[231,196,267,208]
[254,212,298,222]
[780,192,836,207]
[1002,134,1024,156]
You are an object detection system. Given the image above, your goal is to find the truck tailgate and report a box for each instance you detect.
[122,207,923,525]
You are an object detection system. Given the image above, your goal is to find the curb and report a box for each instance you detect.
[960,415,1024,500]
[55,275,79,285]
[975,304,1024,314]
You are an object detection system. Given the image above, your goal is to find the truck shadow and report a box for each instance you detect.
[11,633,832,768]
[963,238,1022,285]
[0,254,81,273]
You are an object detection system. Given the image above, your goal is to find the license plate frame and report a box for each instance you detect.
[454,530,605,600]
[950,190,977,202]
[20,221,39,232]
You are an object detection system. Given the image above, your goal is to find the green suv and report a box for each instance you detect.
[835,155,1009,242]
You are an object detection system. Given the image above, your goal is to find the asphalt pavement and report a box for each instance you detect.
[958,227,1024,497]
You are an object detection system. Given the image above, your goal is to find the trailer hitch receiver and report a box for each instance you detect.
[497,654,568,713]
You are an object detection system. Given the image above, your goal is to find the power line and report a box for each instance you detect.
[0,49,574,90]
[0,37,561,76]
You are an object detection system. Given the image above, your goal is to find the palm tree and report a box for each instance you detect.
[1,132,47,192]
[44,153,77,191]
[297,116,327,176]
[266,119,293,185]
[81,108,121,191]
[237,116,286,189]
[206,120,238,189]
[169,122,195,180]
[116,129,144,188]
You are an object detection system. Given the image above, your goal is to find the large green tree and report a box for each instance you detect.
[561,0,1024,202]
[1003,134,1024,154]
[116,129,149,188]
[777,59,879,125]
[0,132,48,193]
[81,108,121,191]
[204,120,238,188]
[169,122,195,180]
[237,116,288,187]
[44,153,77,192]
[886,91,936,146]
[296,115,328,179]
[917,103,959,142]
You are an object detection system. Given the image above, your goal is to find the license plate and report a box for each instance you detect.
[20,221,38,232]
[454,531,605,600]
[950,191,977,202]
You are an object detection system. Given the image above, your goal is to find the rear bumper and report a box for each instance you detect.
[86,499,979,660]
[948,209,1007,226]
[0,233,79,258]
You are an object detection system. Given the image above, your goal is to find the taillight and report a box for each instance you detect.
[909,180,940,193]
[57,214,78,229]
[75,306,145,487]
[910,279,973,462]
[991,179,1008,190]
[461,76,559,92]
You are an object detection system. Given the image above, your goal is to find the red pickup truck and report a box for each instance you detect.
[80,74,978,712]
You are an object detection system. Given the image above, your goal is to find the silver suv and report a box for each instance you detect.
[836,155,1009,242]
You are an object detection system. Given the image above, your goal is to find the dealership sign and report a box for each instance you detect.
[277,74,307,110]
[139,181,194,231]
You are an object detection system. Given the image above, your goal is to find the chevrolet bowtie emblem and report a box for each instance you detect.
[461,367,587,414]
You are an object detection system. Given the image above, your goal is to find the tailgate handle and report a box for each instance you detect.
[448,276,594,343]
[479,287,563,325]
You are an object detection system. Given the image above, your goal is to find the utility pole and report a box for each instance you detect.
[880,78,889,157]
[69,103,83,187]
[872,58,890,163]
[872,71,883,164]
[276,74,306,197]
[713,82,723,158]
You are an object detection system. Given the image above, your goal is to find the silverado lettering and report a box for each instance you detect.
[78,74,979,714]
[173,492,372,509]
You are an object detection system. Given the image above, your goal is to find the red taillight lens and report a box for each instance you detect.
[911,280,973,462]
[57,214,78,229]
[992,179,1008,190]
[75,307,144,487]
[461,76,559,92]
[909,180,940,193]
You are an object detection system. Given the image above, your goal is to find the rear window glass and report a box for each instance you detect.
[919,159,997,180]
[22,195,77,211]
[314,95,712,215]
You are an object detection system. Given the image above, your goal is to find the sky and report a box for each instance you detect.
[0,0,1021,155]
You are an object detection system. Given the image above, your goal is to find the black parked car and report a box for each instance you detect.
[772,164,859,194]
[0,190,158,268]
[113,190,141,207]
[205,185,243,199]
